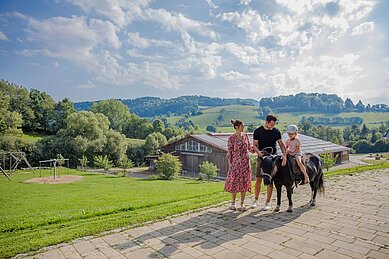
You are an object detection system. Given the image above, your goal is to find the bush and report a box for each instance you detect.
[320,151,337,171]
[93,155,113,171]
[156,153,182,180]
[199,161,218,181]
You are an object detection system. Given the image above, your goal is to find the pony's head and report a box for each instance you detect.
[260,155,278,186]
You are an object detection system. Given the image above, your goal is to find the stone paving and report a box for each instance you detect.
[25,169,389,258]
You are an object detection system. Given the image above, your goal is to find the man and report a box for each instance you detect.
[251,114,287,210]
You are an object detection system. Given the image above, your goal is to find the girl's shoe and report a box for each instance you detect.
[229,204,236,210]
[240,205,247,211]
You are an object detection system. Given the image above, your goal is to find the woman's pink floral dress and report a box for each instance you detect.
[224,133,254,193]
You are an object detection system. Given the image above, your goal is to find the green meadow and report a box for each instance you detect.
[0,169,229,258]
[166,105,389,132]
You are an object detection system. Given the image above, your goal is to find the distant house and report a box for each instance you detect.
[162,133,351,178]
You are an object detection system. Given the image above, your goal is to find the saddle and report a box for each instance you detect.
[287,153,318,185]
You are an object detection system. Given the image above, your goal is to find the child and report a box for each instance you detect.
[285,124,309,184]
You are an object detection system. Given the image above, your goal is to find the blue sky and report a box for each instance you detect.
[0,0,388,104]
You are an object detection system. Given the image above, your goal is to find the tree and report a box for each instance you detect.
[27,89,56,132]
[49,98,76,133]
[370,129,378,144]
[206,125,217,132]
[91,99,131,133]
[353,140,372,153]
[344,98,355,111]
[123,115,153,139]
[372,139,389,153]
[360,124,369,139]
[152,118,165,133]
[355,100,365,112]
[199,161,218,181]
[145,132,167,155]
[118,155,134,176]
[320,152,337,171]
[94,155,113,171]
[78,155,89,171]
[156,153,182,180]
[0,92,23,135]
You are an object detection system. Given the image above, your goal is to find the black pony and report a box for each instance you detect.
[260,153,324,212]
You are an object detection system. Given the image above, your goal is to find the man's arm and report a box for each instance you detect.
[253,140,261,156]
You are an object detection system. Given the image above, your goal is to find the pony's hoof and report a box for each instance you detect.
[310,200,316,206]
[287,206,293,212]
[274,206,280,212]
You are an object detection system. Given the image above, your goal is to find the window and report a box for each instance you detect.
[175,140,212,153]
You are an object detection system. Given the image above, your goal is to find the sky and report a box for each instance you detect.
[0,0,388,104]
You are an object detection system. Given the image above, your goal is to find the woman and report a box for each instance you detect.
[224,119,256,211]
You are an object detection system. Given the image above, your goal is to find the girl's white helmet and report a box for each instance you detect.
[286,124,298,133]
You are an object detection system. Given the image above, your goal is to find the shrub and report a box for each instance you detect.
[320,151,337,171]
[199,161,218,181]
[78,155,89,171]
[118,155,134,176]
[156,153,182,180]
[93,155,113,171]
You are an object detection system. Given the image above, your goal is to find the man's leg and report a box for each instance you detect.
[266,183,273,203]
[254,177,262,200]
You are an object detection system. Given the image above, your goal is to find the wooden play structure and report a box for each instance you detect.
[0,151,35,180]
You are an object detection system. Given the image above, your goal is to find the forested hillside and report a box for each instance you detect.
[259,93,389,115]
[74,96,258,117]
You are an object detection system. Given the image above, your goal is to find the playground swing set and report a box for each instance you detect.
[0,151,35,180]
[38,158,70,179]
[1,151,70,181]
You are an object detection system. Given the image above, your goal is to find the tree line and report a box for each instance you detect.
[74,96,258,117]
[299,121,389,153]
[0,80,202,168]
[259,93,389,115]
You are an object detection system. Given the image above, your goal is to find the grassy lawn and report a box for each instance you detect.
[14,132,46,143]
[323,161,389,177]
[0,169,230,258]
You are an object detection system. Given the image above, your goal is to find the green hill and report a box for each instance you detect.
[167,105,389,133]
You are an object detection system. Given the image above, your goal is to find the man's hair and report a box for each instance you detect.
[265,114,277,122]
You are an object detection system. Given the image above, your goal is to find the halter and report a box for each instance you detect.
[258,147,276,179]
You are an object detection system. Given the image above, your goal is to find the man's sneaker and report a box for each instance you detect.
[229,204,236,210]
[250,200,258,209]
[240,205,247,211]
[262,203,271,211]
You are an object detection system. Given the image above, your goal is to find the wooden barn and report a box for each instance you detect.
[162,133,351,178]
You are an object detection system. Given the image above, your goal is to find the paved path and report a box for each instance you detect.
[25,169,389,259]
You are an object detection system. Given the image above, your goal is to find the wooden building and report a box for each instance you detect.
[162,133,351,178]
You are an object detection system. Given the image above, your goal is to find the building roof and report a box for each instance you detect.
[166,132,351,155]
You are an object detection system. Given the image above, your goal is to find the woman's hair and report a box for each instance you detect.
[231,119,243,129]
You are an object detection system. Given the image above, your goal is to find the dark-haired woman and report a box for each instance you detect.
[224,119,256,211]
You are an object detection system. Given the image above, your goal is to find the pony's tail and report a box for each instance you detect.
[318,167,325,195]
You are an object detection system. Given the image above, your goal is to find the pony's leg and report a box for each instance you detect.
[309,181,314,204]
[310,176,319,206]
[286,185,293,212]
[274,183,282,212]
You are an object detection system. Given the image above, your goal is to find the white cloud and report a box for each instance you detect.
[66,0,151,28]
[143,8,217,40]
[352,21,375,35]
[0,32,8,40]
[23,15,121,65]
[78,80,95,89]
[128,32,176,49]
[128,32,150,48]
[221,71,250,80]
[53,61,60,67]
